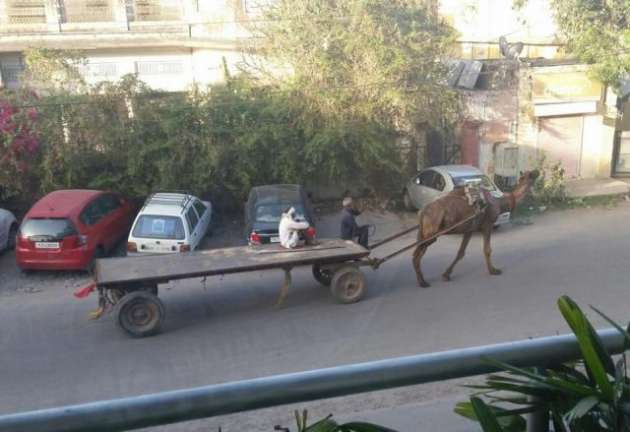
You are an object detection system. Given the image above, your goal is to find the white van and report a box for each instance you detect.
[127,193,212,254]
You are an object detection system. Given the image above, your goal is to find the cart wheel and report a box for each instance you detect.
[115,291,165,337]
[312,264,333,287]
[330,265,366,304]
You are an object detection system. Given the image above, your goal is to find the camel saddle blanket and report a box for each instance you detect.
[463,180,484,207]
[463,181,501,214]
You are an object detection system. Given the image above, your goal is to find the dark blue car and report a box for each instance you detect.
[245,184,316,245]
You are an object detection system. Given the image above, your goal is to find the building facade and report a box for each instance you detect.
[0,0,257,91]
[0,0,626,180]
[442,0,623,181]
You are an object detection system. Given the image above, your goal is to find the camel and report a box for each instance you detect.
[412,170,539,287]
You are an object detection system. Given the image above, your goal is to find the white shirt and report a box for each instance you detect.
[278,213,310,249]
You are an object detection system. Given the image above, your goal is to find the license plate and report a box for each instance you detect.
[270,237,280,243]
[35,242,59,249]
[144,244,166,251]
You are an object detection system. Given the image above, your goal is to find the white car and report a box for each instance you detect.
[403,165,511,226]
[127,193,212,254]
[0,208,18,251]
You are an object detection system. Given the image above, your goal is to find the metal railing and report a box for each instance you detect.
[0,328,625,432]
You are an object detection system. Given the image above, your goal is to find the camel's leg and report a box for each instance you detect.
[482,227,502,275]
[442,231,473,281]
[275,268,292,307]
[412,240,435,288]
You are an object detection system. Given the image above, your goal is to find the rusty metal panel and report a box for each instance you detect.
[457,60,482,89]
[96,239,369,286]
[446,60,465,88]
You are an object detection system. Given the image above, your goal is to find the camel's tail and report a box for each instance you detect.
[417,209,424,241]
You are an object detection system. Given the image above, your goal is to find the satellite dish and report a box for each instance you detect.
[499,36,509,58]
[499,36,524,60]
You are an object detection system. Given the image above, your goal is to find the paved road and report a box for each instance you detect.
[2,204,630,431]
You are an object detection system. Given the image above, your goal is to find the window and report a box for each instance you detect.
[185,207,199,233]
[132,215,185,240]
[255,204,306,223]
[7,0,46,24]
[0,64,24,89]
[433,174,446,191]
[452,175,496,191]
[80,200,106,225]
[136,61,184,76]
[127,0,181,22]
[417,170,445,191]
[84,63,118,79]
[193,200,206,218]
[99,195,121,215]
[58,0,114,23]
[20,218,77,240]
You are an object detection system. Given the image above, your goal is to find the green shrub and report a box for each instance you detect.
[532,155,568,206]
[456,296,630,431]
[0,74,411,213]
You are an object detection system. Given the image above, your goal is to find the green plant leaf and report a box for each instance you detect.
[470,397,505,432]
[456,401,529,431]
[336,422,399,432]
[455,401,478,421]
[558,296,615,400]
[563,395,599,424]
[303,416,338,432]
[590,304,630,350]
[482,357,597,398]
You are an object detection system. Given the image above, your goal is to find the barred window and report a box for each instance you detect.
[6,0,46,24]
[126,0,181,22]
[59,0,114,23]
[0,64,24,87]
[136,61,184,75]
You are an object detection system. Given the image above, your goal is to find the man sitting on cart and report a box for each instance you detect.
[340,197,369,248]
[279,206,311,249]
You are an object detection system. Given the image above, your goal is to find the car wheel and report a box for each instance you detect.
[7,224,17,250]
[403,189,415,211]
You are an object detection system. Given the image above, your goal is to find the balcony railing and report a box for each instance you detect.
[0,328,625,432]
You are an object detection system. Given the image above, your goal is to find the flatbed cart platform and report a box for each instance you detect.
[77,239,373,337]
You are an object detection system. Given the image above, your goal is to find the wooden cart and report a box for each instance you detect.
[76,212,478,337]
[77,239,373,337]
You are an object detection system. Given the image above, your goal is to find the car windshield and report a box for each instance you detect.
[452,174,496,191]
[132,215,185,240]
[255,204,306,223]
[19,218,77,240]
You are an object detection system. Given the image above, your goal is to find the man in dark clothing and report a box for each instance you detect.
[340,197,369,248]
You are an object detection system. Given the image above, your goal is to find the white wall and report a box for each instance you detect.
[439,0,557,43]
[191,48,245,87]
[580,115,602,178]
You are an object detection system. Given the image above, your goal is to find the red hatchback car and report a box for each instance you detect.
[16,190,135,271]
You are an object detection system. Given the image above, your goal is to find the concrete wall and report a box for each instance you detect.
[459,61,519,176]
[462,88,517,175]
